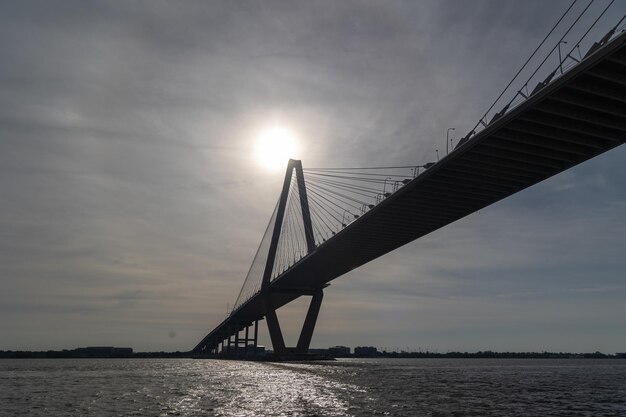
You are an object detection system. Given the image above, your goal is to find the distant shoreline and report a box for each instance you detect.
[1,350,624,360]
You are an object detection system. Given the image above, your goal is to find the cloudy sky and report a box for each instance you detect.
[1,0,625,353]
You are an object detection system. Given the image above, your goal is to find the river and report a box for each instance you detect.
[1,358,625,416]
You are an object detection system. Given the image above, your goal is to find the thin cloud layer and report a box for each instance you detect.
[1,0,624,351]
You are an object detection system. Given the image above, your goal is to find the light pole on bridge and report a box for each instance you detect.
[446,127,455,155]
[558,40,568,74]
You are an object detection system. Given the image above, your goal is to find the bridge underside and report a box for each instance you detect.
[194,31,626,355]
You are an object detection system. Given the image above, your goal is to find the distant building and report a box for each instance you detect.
[354,346,378,357]
[233,344,266,357]
[328,346,351,357]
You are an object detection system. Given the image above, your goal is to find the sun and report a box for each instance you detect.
[255,126,298,171]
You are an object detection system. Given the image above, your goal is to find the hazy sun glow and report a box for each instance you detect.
[255,126,298,170]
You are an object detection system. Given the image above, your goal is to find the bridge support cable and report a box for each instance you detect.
[467,0,581,136]
[232,201,279,311]
[302,166,425,238]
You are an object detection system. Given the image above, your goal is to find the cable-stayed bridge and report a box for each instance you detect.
[194,20,626,357]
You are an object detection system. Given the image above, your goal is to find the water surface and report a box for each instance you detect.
[1,358,625,416]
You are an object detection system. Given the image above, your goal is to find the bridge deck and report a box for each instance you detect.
[194,30,626,353]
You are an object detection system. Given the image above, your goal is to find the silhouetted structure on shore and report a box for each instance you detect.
[0,348,623,359]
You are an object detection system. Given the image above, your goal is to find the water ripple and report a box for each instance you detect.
[1,358,625,416]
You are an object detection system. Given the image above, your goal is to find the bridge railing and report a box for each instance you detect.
[456,4,626,149]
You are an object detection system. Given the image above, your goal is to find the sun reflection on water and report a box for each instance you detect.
[147,359,367,417]
[202,361,359,417]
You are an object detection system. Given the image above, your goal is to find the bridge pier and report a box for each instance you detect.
[296,288,324,353]
[264,286,326,356]
[264,299,287,355]
[213,319,261,358]
[254,319,258,352]
[244,325,249,356]
[257,159,323,357]
[194,159,330,358]
[194,159,326,358]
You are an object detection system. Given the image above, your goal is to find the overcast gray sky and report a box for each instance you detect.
[1,0,625,353]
